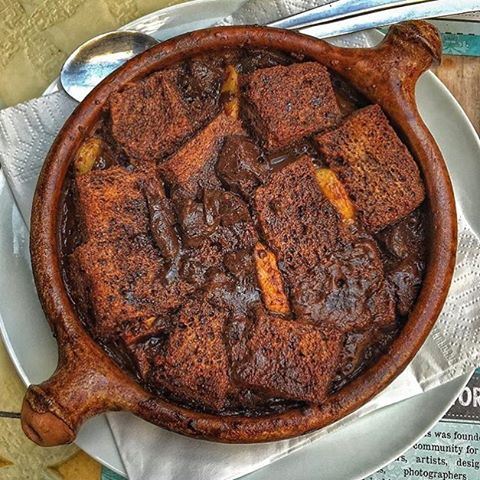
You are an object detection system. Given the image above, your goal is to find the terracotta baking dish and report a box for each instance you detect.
[22,21,457,447]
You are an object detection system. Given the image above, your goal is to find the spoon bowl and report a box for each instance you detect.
[60,30,158,102]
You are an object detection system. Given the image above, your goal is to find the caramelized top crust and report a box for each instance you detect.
[234,311,343,403]
[242,62,341,152]
[314,105,425,233]
[64,50,427,415]
[110,70,203,164]
[158,113,244,201]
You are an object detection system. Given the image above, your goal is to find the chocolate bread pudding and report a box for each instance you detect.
[60,48,427,416]
[23,23,458,447]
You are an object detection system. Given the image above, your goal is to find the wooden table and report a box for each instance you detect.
[434,56,480,133]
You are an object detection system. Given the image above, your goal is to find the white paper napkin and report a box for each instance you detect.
[221,0,328,26]
[0,1,479,479]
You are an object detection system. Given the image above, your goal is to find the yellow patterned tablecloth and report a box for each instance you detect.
[0,3,184,477]
[0,0,184,106]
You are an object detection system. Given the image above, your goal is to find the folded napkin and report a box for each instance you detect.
[0,2,479,480]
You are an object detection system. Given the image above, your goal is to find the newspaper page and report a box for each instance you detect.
[367,369,480,480]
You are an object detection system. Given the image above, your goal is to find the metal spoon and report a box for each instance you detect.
[60,30,158,102]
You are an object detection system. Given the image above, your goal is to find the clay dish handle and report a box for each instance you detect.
[21,320,149,446]
[325,21,441,103]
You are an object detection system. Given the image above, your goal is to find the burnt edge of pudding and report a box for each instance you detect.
[60,47,427,417]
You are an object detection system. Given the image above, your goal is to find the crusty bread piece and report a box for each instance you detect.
[74,166,149,241]
[314,105,425,232]
[69,236,193,339]
[255,155,343,273]
[255,155,395,332]
[110,70,197,163]
[150,299,236,411]
[158,113,244,201]
[234,311,342,403]
[241,62,340,152]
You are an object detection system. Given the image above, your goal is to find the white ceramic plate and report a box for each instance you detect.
[1,0,479,478]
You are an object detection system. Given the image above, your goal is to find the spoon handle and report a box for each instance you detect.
[269,0,480,38]
[268,0,424,30]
